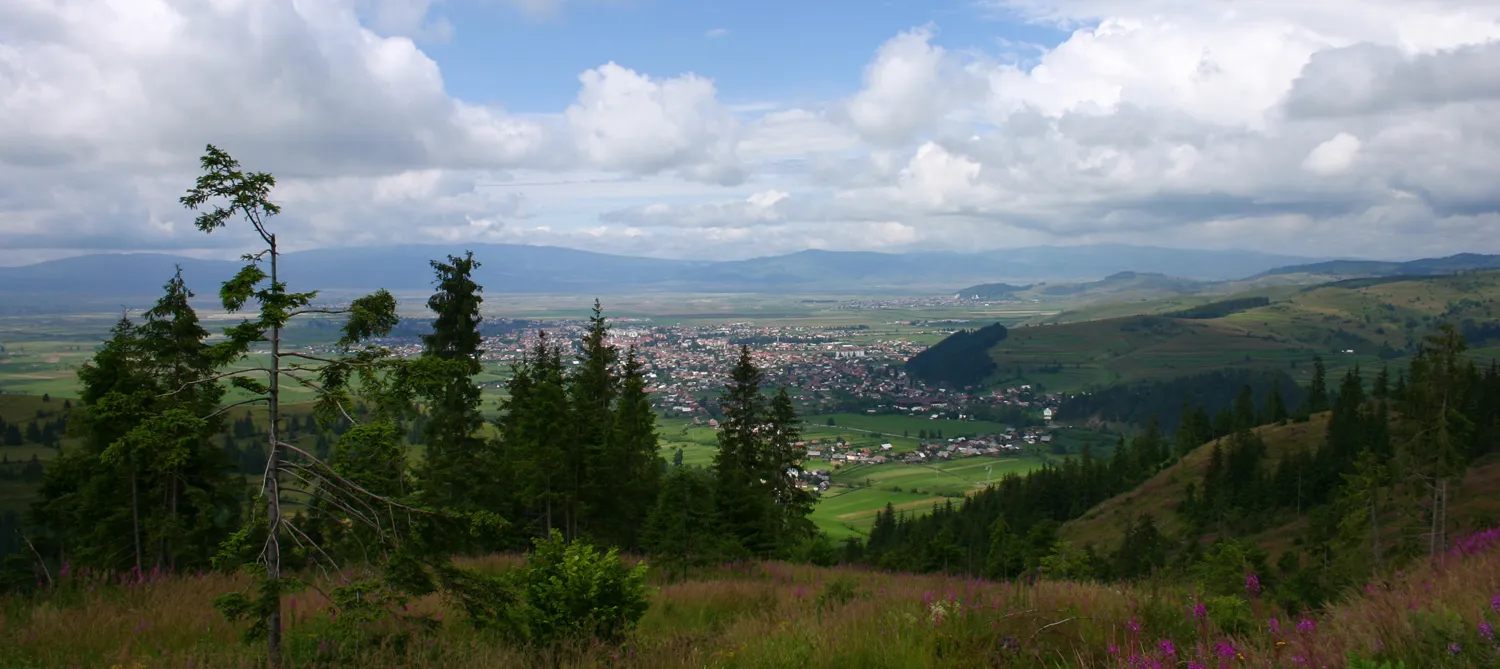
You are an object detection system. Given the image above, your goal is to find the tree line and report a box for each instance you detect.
[851,337,1499,613]
[905,322,1008,387]
[1,145,817,666]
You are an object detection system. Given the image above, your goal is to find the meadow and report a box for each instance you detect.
[3,528,1499,667]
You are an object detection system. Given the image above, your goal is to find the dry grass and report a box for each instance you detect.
[3,540,1499,668]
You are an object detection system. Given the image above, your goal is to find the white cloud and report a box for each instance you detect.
[3,0,1500,263]
[1302,133,1362,175]
[705,28,728,39]
[565,63,744,185]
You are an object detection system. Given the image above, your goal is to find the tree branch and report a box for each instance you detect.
[157,368,272,398]
[19,532,53,589]
[287,308,353,318]
[281,351,346,365]
[276,443,435,517]
[278,469,383,533]
[202,397,270,421]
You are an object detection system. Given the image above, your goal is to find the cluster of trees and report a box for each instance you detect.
[905,322,1008,387]
[855,423,1173,575]
[1059,368,1306,433]
[0,403,70,448]
[3,146,814,665]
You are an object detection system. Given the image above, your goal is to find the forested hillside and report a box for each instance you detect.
[904,321,1008,387]
[855,327,1500,613]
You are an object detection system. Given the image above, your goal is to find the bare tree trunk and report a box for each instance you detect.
[1369,489,1380,571]
[266,235,284,668]
[130,462,142,575]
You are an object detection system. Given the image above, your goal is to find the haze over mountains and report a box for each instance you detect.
[0,244,1318,303]
[1,244,1497,314]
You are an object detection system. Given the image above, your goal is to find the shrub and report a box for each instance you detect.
[506,530,649,647]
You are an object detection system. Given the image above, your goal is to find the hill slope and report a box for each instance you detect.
[978,271,1500,393]
[1258,252,1500,279]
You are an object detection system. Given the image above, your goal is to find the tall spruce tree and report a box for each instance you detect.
[507,333,571,537]
[713,346,771,557]
[603,347,663,549]
[414,252,492,551]
[1398,325,1473,561]
[1305,355,1329,415]
[568,301,618,542]
[765,387,815,553]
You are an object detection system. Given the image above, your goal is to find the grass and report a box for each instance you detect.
[5,532,1500,667]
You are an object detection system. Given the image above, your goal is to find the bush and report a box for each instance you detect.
[506,530,650,647]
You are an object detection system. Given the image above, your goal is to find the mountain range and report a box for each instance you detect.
[1,244,1496,313]
[0,243,1319,306]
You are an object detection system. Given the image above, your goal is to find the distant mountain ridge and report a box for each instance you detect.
[0,243,1321,310]
[1256,252,1500,278]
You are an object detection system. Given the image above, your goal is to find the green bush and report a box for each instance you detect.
[1205,595,1253,637]
[507,530,650,646]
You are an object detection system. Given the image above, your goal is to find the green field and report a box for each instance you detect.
[808,455,1043,538]
[805,412,1012,446]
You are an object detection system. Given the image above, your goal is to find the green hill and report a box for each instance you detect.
[966,271,1500,393]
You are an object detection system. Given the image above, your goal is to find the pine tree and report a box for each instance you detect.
[1265,382,1289,425]
[415,252,491,551]
[1305,355,1329,415]
[604,347,662,549]
[765,387,815,554]
[569,300,618,542]
[178,145,402,665]
[1398,325,1474,561]
[508,334,571,537]
[712,346,771,557]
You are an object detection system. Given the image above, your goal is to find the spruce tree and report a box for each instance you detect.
[1266,382,1289,425]
[713,346,771,557]
[1305,355,1329,415]
[569,300,618,542]
[415,252,491,551]
[642,466,718,581]
[603,347,662,549]
[765,387,815,553]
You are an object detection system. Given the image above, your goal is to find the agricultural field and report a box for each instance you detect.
[810,456,1045,538]
[804,412,1012,447]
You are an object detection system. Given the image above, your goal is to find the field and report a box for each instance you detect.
[4,535,1500,667]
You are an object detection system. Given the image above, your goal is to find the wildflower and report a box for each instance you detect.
[1245,573,1261,595]
[1215,640,1236,659]
[1189,663,1206,669]
[1492,594,1500,612]
[1108,644,1120,654]
[1193,603,1208,619]
[1447,642,1461,655]
[1268,617,1280,634]
[1159,639,1177,657]
[1479,621,1494,641]
[1127,618,1142,633]
[1296,618,1316,634]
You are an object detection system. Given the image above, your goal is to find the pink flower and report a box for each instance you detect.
[1215,640,1236,659]
[1296,618,1316,634]
[1447,642,1462,655]
[1127,618,1141,632]
[1245,573,1261,595]
[1479,621,1494,641]
[1159,639,1177,657]
[1192,603,1207,619]
[1268,617,1280,634]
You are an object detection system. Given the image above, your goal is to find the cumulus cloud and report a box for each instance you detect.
[565,63,743,184]
[4,0,1500,263]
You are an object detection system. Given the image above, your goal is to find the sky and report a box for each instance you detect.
[3,0,1500,266]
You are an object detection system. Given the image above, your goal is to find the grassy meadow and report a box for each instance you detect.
[4,531,1500,667]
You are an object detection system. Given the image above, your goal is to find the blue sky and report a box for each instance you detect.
[422,0,1069,111]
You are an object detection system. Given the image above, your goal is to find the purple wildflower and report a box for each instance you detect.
[1447,642,1461,655]
[1108,644,1120,654]
[1215,640,1237,659]
[1159,639,1177,657]
[1245,573,1262,595]
[1189,664,1206,669]
[1192,602,1208,619]
[1296,618,1316,634]
[1492,594,1500,612]
[1127,618,1142,633]
[1479,621,1494,641]
[1268,617,1281,634]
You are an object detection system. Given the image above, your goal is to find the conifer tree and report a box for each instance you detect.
[569,301,618,541]
[1398,325,1473,561]
[765,387,815,552]
[1265,382,1289,425]
[413,252,493,551]
[603,347,662,549]
[713,346,771,557]
[179,145,405,666]
[507,334,571,537]
[642,466,717,581]
[1305,355,1329,415]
